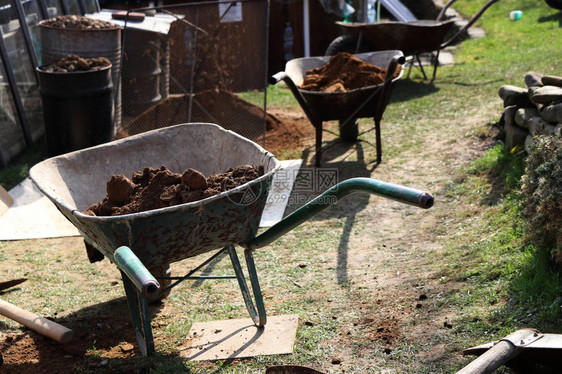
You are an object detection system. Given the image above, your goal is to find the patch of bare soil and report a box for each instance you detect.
[0,297,155,374]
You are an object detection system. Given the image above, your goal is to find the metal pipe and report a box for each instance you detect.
[303,0,310,57]
[270,71,321,128]
[436,0,458,21]
[59,0,69,15]
[0,27,33,147]
[440,0,499,49]
[37,0,49,19]
[77,0,87,15]
[114,246,160,298]
[244,177,433,250]
[11,0,39,81]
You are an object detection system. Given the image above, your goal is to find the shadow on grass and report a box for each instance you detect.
[282,138,377,284]
[538,11,562,26]
[389,79,440,103]
[0,142,46,190]
[477,248,562,372]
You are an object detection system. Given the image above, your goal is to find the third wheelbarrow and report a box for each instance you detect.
[29,123,433,356]
[326,0,500,82]
[271,50,405,167]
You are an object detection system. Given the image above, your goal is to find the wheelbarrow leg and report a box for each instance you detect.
[371,55,405,164]
[374,118,382,163]
[431,49,441,83]
[227,245,267,326]
[406,60,414,79]
[315,122,323,167]
[415,54,428,80]
[121,271,155,356]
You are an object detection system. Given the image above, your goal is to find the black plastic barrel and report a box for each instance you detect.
[37,65,114,157]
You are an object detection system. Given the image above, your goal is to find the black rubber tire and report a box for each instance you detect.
[339,119,359,141]
[325,35,372,56]
[545,0,562,9]
[147,263,172,303]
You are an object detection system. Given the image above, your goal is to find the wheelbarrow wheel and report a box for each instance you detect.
[339,119,359,142]
[147,263,171,303]
[325,35,372,56]
[545,0,562,9]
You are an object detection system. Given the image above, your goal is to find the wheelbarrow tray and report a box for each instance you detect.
[284,50,404,122]
[336,20,455,56]
[29,123,280,269]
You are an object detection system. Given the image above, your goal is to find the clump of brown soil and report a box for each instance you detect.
[85,165,264,216]
[41,15,119,30]
[300,52,401,93]
[41,54,111,73]
[115,89,312,155]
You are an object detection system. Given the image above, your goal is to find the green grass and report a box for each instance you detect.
[0,143,45,190]
[439,144,562,346]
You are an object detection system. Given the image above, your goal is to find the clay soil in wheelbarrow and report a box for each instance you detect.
[85,164,264,217]
[115,89,315,157]
[300,52,402,93]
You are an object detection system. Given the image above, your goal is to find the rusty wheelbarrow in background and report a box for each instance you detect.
[29,123,433,356]
[326,0,500,82]
[271,50,405,167]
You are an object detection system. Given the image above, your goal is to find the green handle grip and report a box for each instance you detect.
[245,177,433,250]
[114,246,160,298]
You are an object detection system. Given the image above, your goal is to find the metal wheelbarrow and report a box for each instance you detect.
[271,50,405,167]
[326,0,500,82]
[29,123,434,356]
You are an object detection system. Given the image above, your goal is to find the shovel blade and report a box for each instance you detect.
[463,331,562,369]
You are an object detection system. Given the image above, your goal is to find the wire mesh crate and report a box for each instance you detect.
[113,0,270,147]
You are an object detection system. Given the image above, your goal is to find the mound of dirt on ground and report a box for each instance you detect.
[300,52,401,93]
[115,89,311,156]
[84,165,264,216]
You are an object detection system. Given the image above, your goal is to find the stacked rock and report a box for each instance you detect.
[499,71,562,152]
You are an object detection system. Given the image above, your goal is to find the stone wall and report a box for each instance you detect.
[499,72,562,152]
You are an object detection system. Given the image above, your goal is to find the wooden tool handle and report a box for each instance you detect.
[457,340,519,374]
[458,329,539,374]
[0,299,74,344]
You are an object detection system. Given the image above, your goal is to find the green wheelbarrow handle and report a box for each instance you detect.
[114,246,160,298]
[244,177,433,250]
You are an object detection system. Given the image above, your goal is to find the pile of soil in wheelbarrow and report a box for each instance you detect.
[115,89,313,155]
[84,165,264,216]
[40,54,111,73]
[300,52,401,93]
[41,15,119,30]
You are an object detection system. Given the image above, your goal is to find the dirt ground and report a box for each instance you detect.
[0,101,498,373]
